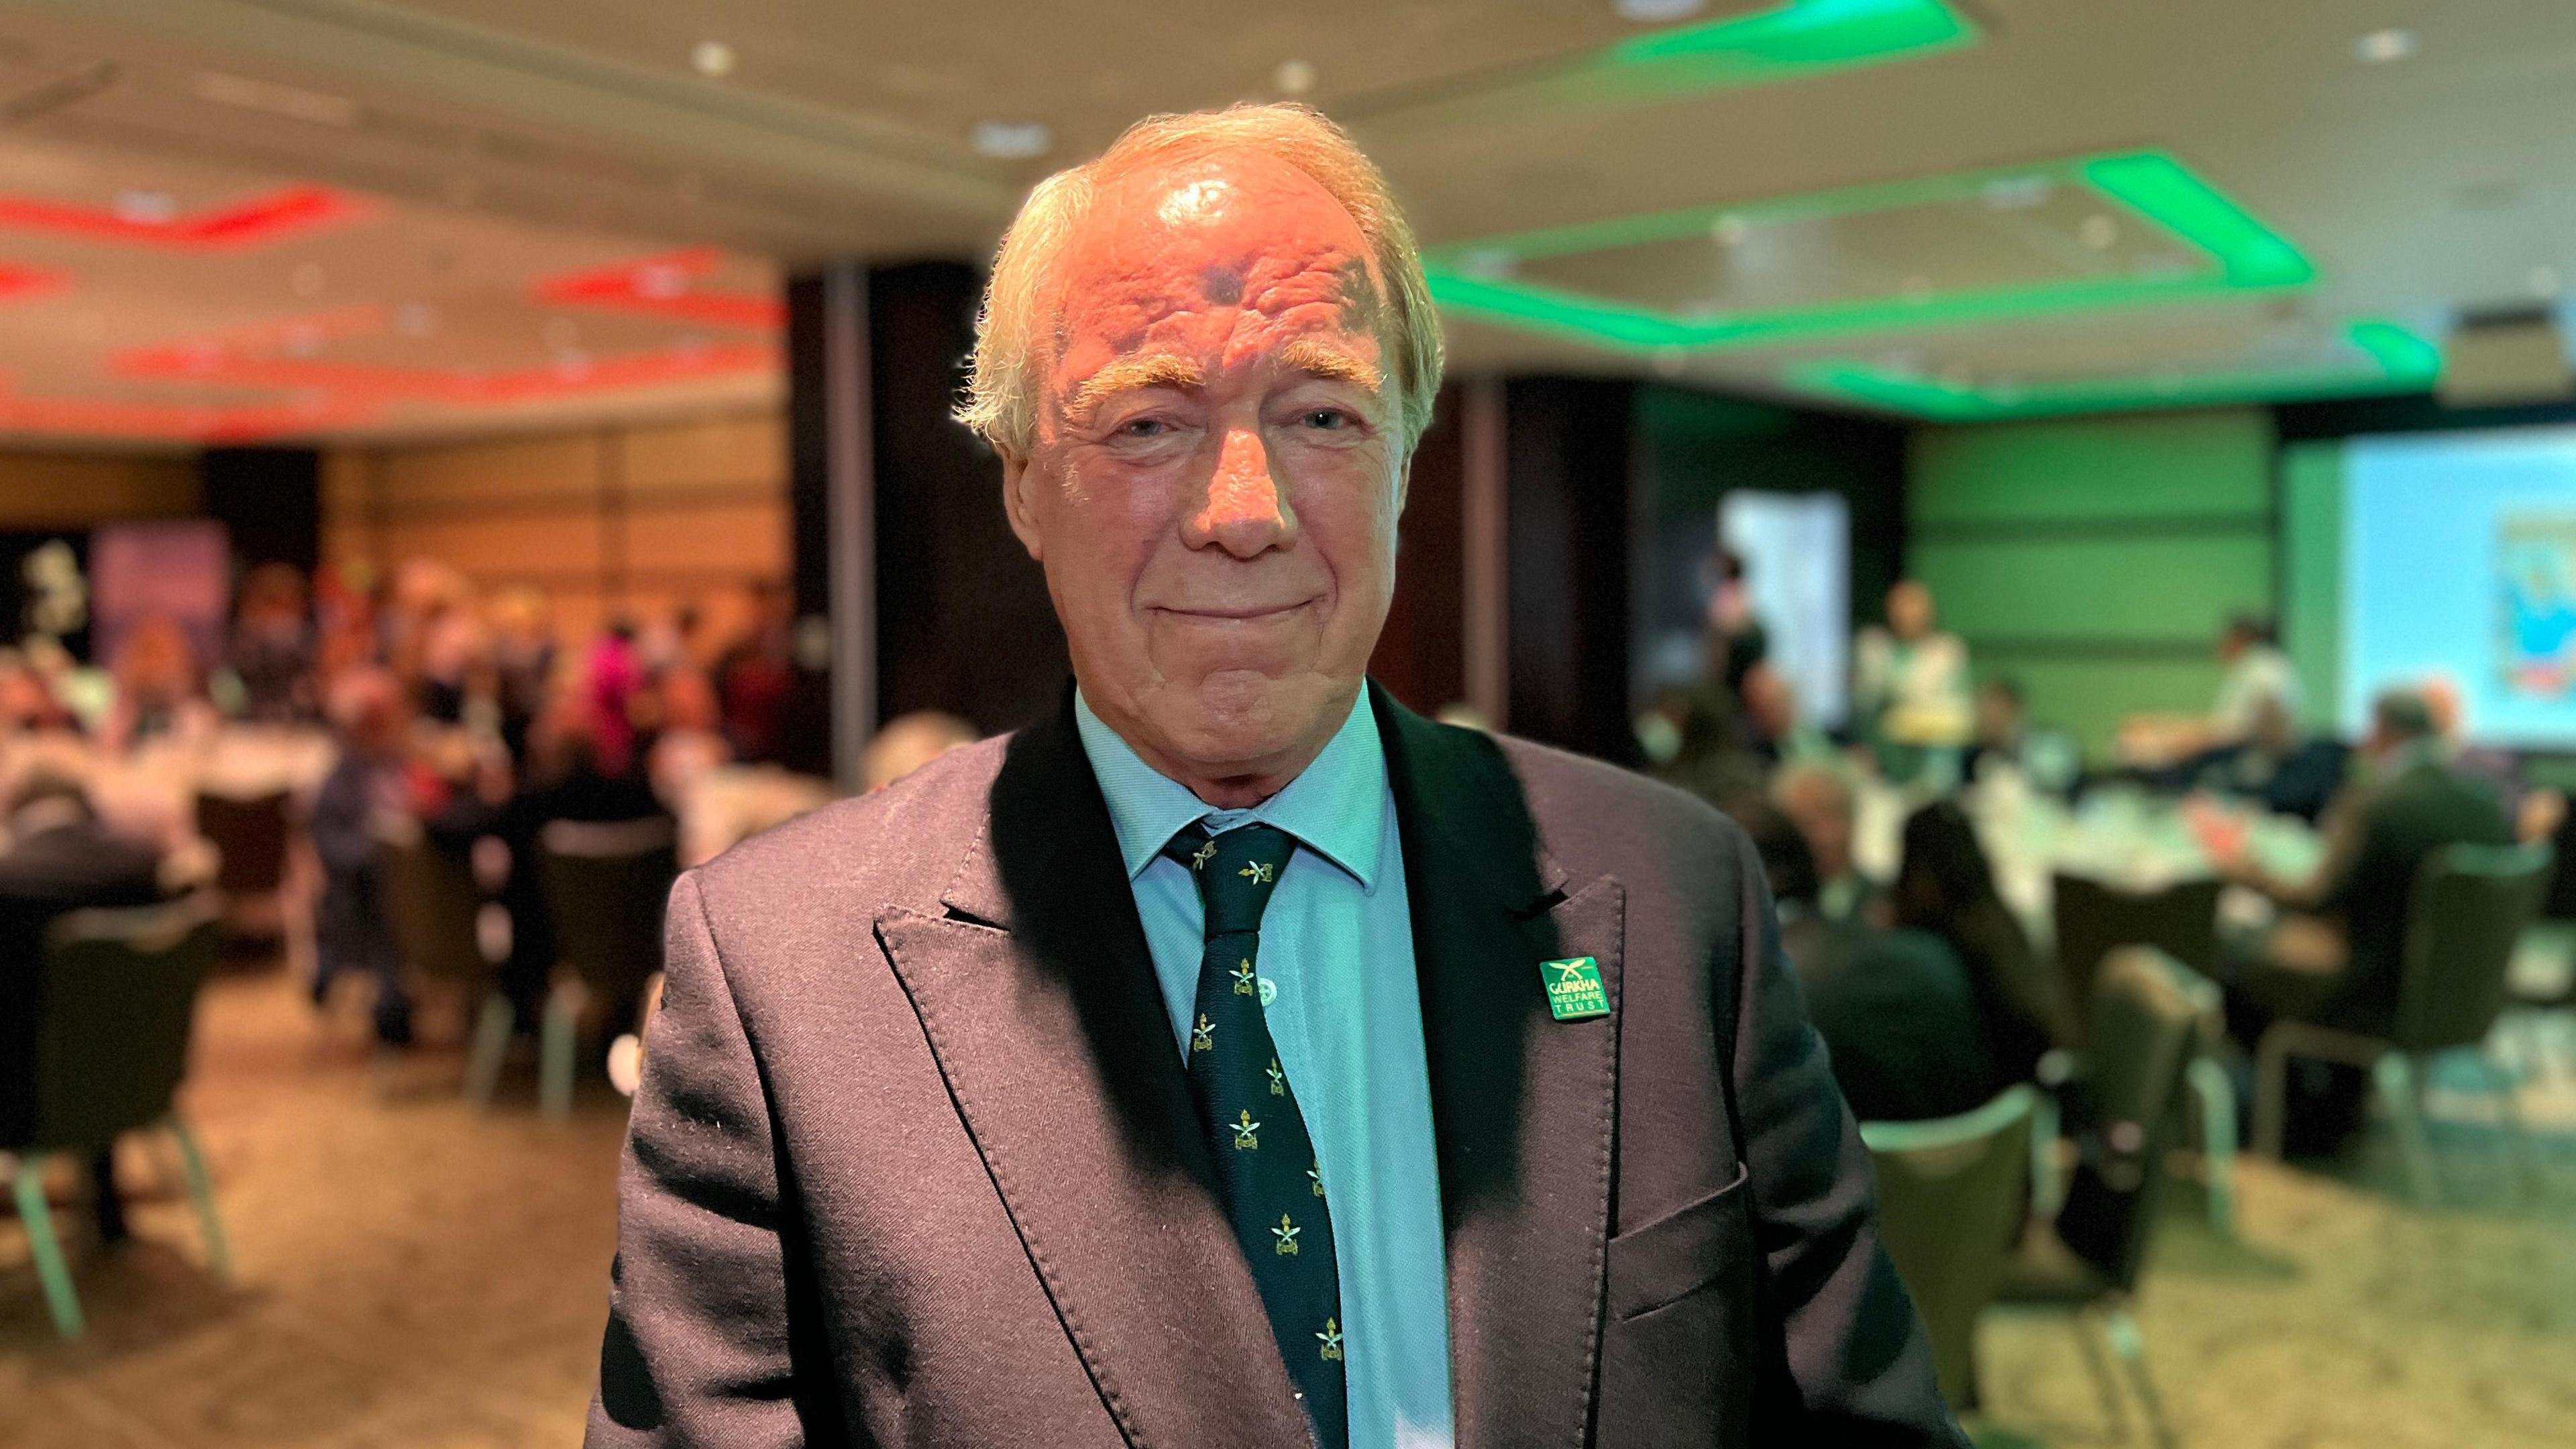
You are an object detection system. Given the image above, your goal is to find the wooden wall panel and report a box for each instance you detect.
[0,452,198,528]
[321,411,788,634]
[620,414,786,494]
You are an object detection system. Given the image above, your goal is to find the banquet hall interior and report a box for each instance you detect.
[2,1,2574,1446]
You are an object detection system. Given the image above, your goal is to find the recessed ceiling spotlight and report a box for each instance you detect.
[1710,213,1748,246]
[2533,264,2565,299]
[113,190,176,223]
[972,120,1053,160]
[1981,176,2053,211]
[2353,28,2417,64]
[636,264,690,299]
[1274,59,1317,96]
[690,40,737,78]
[1615,0,1705,22]
[1457,248,1517,280]
[2078,214,2118,250]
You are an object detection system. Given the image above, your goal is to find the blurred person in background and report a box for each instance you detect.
[1646,678,1766,808]
[100,614,215,755]
[1854,579,1972,777]
[2210,614,2300,745]
[2208,690,2513,1139]
[585,620,645,780]
[1737,660,1829,767]
[1772,758,1872,924]
[0,766,170,1243]
[645,665,732,809]
[486,584,557,763]
[1701,543,1767,704]
[715,579,795,764]
[2416,674,2528,818]
[1741,798,2002,1123]
[857,709,976,793]
[311,667,412,1043]
[0,648,79,737]
[1892,800,2080,1081]
[226,562,315,724]
[592,101,1959,1449]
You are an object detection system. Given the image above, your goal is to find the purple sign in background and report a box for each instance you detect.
[91,520,231,673]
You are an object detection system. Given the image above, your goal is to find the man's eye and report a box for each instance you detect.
[1117,417,1168,438]
[1302,409,1350,430]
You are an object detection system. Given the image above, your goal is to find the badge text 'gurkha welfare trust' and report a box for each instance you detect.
[1540,957,1608,1022]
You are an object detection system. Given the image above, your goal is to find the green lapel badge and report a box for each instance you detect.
[1540,957,1609,1022]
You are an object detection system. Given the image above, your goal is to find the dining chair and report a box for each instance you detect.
[2253,841,2555,1204]
[535,815,678,1120]
[4,894,229,1340]
[1860,1085,2035,1415]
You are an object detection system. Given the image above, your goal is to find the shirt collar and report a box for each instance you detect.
[1073,688,1387,892]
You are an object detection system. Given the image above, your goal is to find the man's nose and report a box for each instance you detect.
[1183,426,1298,559]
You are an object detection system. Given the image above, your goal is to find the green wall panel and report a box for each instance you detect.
[2278,440,2345,733]
[1986,658,2229,757]
[1915,535,2271,643]
[1910,408,2274,525]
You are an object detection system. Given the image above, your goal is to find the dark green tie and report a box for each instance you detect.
[1165,821,1348,1449]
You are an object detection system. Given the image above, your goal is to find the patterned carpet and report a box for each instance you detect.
[3,971,2571,1448]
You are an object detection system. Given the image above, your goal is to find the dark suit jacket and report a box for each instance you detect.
[0,817,167,1144]
[589,686,1961,1448]
[2314,757,2512,1036]
[1784,916,2003,1125]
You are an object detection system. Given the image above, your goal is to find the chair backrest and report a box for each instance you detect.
[538,816,678,1005]
[27,894,221,1153]
[2050,872,2222,1032]
[2057,947,2202,1293]
[376,825,490,985]
[1861,1085,2035,1411]
[2391,841,2555,1052]
[195,790,291,895]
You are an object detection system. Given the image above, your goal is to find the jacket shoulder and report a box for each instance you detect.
[1486,731,1757,885]
[686,735,1008,924]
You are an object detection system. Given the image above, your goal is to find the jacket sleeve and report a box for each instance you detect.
[1727,841,1970,1446]
[588,872,827,1448]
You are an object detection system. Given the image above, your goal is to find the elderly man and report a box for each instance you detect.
[590,104,1959,1448]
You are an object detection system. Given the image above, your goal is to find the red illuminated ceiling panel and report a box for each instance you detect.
[0,262,65,301]
[0,377,380,443]
[533,246,786,330]
[0,184,369,248]
[114,308,777,407]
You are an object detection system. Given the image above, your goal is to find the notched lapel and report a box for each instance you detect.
[877,704,1311,1449]
[1378,688,1625,1449]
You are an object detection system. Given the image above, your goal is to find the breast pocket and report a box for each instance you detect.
[1595,1164,1757,1449]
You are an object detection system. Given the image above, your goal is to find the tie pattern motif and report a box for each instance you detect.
[1166,821,1348,1449]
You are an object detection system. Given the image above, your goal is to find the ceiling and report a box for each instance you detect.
[0,0,2564,445]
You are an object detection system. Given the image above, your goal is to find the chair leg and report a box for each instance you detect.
[539,985,579,1122]
[2373,1052,2440,1206]
[2031,1089,2065,1220]
[2253,1026,2292,1161]
[2477,1053,2543,1201]
[11,1157,85,1340]
[2103,1307,2177,1449]
[164,1117,232,1281]
[2187,1055,2239,1239]
[2070,1308,2131,1442]
[464,991,515,1108]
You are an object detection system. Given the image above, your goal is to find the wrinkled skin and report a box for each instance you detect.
[1001,150,1406,807]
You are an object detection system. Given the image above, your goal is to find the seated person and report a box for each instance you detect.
[1964,677,2083,794]
[311,669,412,1042]
[2119,613,2300,767]
[1740,800,2004,1122]
[2210,688,2513,1046]
[1772,759,1873,924]
[1892,801,2082,1081]
[0,767,170,1239]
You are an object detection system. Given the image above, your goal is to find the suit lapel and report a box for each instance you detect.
[878,698,1311,1449]
[1375,686,1623,1449]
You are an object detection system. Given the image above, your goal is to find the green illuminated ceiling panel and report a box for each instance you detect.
[1425,152,2315,352]
[1788,321,2441,421]
[1357,0,1976,123]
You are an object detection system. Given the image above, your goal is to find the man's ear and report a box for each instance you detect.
[1393,456,1413,516]
[1000,447,1044,562]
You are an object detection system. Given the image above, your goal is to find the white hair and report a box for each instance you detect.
[957,102,1444,458]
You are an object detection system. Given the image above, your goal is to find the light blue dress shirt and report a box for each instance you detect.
[1075,690,1455,1449]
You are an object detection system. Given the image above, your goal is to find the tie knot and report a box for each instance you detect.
[1166,821,1294,936]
